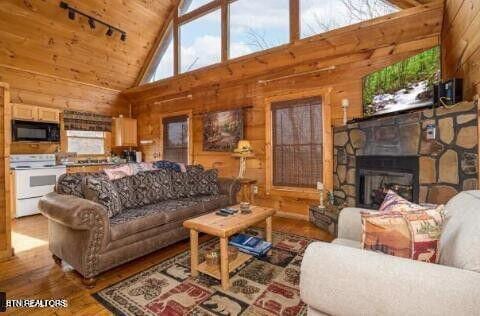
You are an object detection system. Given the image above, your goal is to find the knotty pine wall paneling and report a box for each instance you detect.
[442,0,480,99]
[0,83,13,260]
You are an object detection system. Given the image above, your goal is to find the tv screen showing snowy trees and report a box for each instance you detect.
[363,47,440,117]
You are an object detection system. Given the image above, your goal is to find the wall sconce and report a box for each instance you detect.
[60,1,127,42]
[341,98,349,125]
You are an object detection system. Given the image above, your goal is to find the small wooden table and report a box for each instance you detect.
[183,205,276,290]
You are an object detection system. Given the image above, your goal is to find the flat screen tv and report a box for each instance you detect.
[363,46,441,117]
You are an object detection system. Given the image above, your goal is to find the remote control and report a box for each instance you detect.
[216,211,229,217]
[220,208,236,215]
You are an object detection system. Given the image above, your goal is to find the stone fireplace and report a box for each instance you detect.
[356,156,419,209]
[333,102,478,207]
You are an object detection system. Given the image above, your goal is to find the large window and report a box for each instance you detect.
[148,26,174,82]
[229,0,290,59]
[180,9,221,73]
[67,130,105,155]
[300,0,398,38]
[272,97,323,187]
[143,0,400,83]
[179,0,212,15]
[163,115,189,163]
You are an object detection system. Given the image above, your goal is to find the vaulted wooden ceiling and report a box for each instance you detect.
[0,0,176,91]
[0,0,439,94]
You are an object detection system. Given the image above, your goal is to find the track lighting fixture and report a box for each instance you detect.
[68,9,75,20]
[59,1,127,42]
[88,18,95,29]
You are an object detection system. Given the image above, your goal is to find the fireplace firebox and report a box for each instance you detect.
[356,156,419,209]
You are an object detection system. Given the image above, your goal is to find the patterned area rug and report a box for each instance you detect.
[93,229,316,315]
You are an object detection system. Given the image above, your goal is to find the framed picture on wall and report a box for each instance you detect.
[203,109,244,152]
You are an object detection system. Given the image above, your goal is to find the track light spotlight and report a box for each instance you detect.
[120,33,127,41]
[68,9,75,20]
[88,18,95,29]
[106,27,114,36]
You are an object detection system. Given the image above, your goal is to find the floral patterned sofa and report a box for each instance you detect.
[39,165,240,286]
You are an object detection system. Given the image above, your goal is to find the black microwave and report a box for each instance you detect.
[12,120,60,142]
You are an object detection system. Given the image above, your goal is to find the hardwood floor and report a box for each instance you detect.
[1,214,332,315]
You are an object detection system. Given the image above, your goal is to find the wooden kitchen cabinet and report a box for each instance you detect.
[12,103,38,121]
[113,117,137,147]
[37,106,60,122]
[12,103,60,123]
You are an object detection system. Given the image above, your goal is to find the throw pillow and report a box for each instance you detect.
[104,164,135,180]
[362,206,445,263]
[171,165,205,198]
[56,171,107,198]
[194,169,220,195]
[379,190,426,212]
[83,177,123,218]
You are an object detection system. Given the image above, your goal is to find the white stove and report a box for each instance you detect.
[11,154,66,217]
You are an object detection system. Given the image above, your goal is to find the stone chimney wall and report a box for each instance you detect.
[333,102,478,206]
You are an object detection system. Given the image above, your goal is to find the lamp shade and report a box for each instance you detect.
[234,140,253,154]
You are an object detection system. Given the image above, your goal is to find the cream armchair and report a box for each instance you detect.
[300,191,480,316]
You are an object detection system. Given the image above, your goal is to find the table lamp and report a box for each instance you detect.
[233,140,254,178]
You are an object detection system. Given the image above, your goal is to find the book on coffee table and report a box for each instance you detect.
[229,233,272,257]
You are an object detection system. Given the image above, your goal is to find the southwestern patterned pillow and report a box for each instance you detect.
[56,171,108,198]
[379,190,426,212]
[83,177,123,218]
[362,206,445,263]
[171,165,205,198]
[193,169,219,196]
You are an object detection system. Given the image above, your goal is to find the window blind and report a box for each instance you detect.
[272,97,323,188]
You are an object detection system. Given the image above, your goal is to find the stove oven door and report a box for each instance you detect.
[14,167,66,217]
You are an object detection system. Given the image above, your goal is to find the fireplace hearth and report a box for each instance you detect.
[356,156,419,209]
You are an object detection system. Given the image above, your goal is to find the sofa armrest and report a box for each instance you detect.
[39,192,109,231]
[217,177,241,205]
[300,242,480,316]
[337,207,374,242]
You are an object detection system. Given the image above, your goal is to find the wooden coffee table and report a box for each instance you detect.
[183,205,276,290]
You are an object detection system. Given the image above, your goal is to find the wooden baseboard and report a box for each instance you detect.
[274,211,309,221]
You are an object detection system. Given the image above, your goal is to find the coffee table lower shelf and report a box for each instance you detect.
[197,252,252,279]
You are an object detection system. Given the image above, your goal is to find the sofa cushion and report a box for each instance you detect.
[439,191,480,273]
[170,165,205,198]
[158,198,205,223]
[110,204,167,240]
[193,169,220,196]
[83,177,122,218]
[56,171,107,198]
[190,194,229,210]
[112,170,173,209]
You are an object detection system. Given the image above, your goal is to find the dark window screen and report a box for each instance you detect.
[272,97,323,188]
[163,115,188,164]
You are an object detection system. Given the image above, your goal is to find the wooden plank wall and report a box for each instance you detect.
[442,0,480,99]
[127,4,443,217]
[0,83,12,260]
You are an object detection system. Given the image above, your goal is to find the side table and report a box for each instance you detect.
[309,204,340,237]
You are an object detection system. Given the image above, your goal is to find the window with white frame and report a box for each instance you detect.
[66,130,106,155]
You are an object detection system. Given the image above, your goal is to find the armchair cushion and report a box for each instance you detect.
[83,177,122,218]
[301,241,480,316]
[439,191,480,273]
